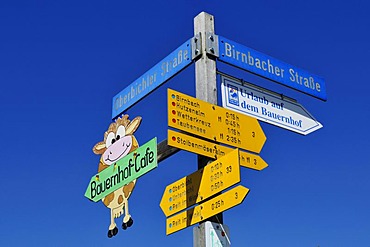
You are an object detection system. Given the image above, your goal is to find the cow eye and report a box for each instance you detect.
[116,125,126,140]
[105,132,115,148]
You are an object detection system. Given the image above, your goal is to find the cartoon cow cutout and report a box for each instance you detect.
[92,115,142,238]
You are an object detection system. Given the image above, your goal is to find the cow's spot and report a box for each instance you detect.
[118,195,123,204]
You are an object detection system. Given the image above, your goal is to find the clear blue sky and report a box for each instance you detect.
[1,1,369,246]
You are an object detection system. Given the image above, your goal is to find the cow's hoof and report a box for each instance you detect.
[108,227,118,238]
[122,222,127,230]
[122,217,133,230]
[127,217,133,227]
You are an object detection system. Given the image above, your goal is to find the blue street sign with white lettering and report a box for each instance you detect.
[112,38,193,119]
[218,36,327,101]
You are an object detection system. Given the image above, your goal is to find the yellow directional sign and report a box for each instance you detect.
[168,129,268,171]
[160,149,240,217]
[166,185,249,235]
[168,88,266,153]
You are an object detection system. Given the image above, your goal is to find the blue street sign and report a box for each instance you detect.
[218,36,327,101]
[112,38,193,119]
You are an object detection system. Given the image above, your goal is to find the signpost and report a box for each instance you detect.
[112,39,193,119]
[86,11,326,243]
[221,75,323,135]
[206,222,230,247]
[85,138,157,202]
[218,36,327,101]
[168,88,266,153]
[194,222,231,247]
[166,185,249,235]
[168,129,268,171]
[160,149,240,217]
[193,12,225,243]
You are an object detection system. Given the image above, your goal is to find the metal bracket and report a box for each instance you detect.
[206,32,219,58]
[192,33,202,60]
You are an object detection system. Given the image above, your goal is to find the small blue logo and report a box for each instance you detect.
[227,84,239,106]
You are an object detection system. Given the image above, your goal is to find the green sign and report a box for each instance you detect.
[85,137,157,202]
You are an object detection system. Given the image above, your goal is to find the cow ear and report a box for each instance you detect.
[126,116,142,135]
[93,141,106,154]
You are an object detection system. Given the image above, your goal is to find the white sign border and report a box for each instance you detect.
[221,75,323,135]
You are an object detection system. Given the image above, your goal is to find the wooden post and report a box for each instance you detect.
[193,12,222,247]
[194,12,217,104]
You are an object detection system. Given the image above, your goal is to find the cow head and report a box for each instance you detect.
[93,115,142,172]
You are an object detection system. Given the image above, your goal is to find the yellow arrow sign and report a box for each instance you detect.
[168,88,266,153]
[168,129,268,171]
[166,185,249,235]
[160,149,240,217]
